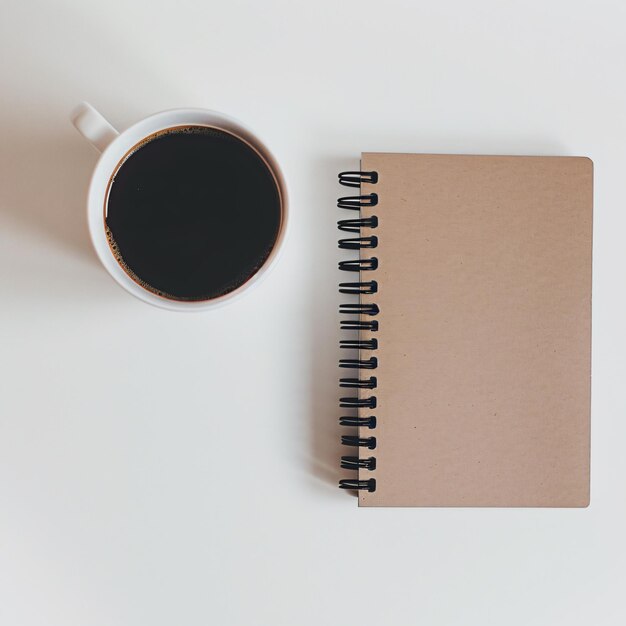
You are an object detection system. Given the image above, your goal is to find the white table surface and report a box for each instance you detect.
[1,1,624,624]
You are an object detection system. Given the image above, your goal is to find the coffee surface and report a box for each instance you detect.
[106,126,281,301]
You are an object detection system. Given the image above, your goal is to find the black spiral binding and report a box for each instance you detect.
[339,415,377,428]
[338,217,378,233]
[341,456,376,471]
[338,258,378,272]
[339,280,378,295]
[337,170,379,494]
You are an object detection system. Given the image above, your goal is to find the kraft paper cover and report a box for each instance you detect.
[358,153,592,507]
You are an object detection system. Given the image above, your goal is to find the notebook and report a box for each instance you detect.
[337,153,593,507]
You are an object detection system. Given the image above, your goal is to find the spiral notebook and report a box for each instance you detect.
[337,153,593,507]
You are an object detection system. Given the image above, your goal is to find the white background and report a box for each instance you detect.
[0,1,624,624]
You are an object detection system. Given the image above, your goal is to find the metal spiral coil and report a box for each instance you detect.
[338,357,378,370]
[338,170,379,494]
[337,216,378,233]
[341,456,377,471]
[338,257,378,272]
[339,280,378,295]
[338,478,376,492]
[339,415,377,428]
[341,435,377,449]
[340,339,378,350]
[338,171,378,187]
[339,478,376,492]
[340,396,377,409]
[339,303,379,316]
[338,236,378,250]
[340,319,379,331]
[337,193,378,210]
[340,376,377,389]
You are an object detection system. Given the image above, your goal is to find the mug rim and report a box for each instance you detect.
[86,108,289,311]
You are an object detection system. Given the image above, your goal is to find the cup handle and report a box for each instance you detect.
[70,102,119,153]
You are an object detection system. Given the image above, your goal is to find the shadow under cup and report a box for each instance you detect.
[104,125,283,302]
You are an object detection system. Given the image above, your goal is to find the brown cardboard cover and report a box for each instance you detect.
[358,153,592,507]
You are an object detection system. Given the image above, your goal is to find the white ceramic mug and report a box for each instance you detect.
[70,102,288,311]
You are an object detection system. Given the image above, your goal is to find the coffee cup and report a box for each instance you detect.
[70,102,288,311]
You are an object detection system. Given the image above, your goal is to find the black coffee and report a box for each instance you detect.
[105,126,282,301]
